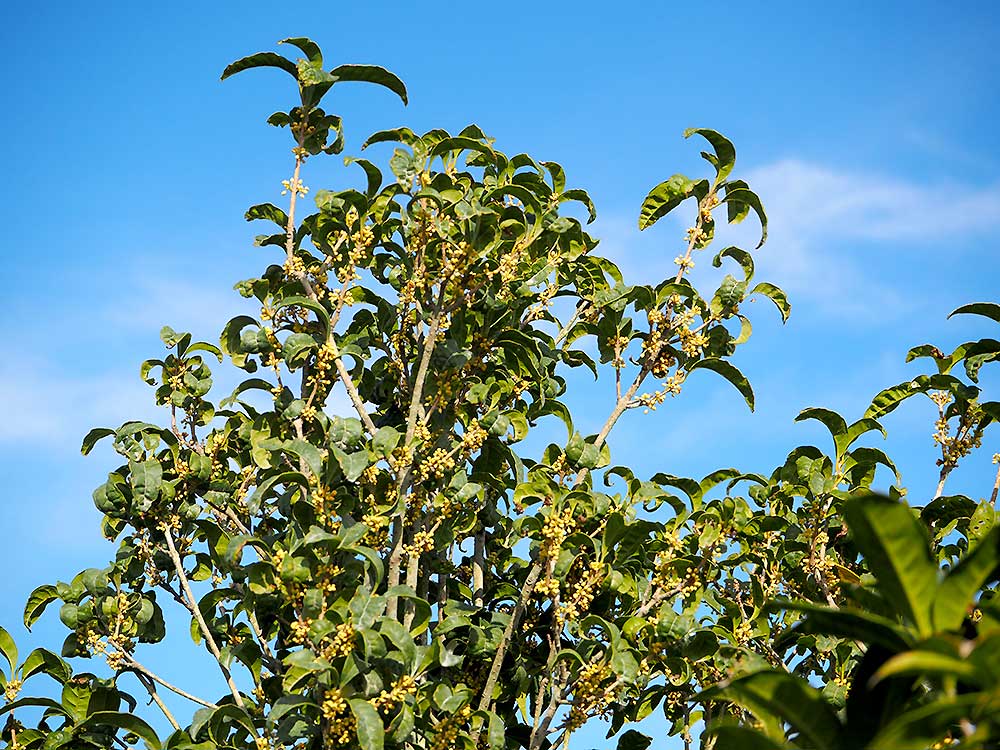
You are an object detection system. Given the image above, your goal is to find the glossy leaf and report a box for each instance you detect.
[843,494,938,636]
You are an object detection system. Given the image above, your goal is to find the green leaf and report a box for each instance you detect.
[616,729,654,750]
[282,332,318,370]
[843,494,938,636]
[932,526,1000,631]
[349,697,384,750]
[345,157,383,198]
[372,426,401,458]
[78,711,162,750]
[245,203,289,228]
[865,373,976,419]
[712,245,755,282]
[722,184,768,248]
[795,407,847,451]
[0,696,67,717]
[689,358,755,411]
[684,128,736,183]
[869,694,984,750]
[329,64,408,105]
[704,725,790,750]
[774,601,912,651]
[750,282,790,322]
[0,626,16,673]
[80,428,115,455]
[872,649,981,686]
[349,590,387,629]
[638,174,697,230]
[561,188,597,224]
[19,648,71,683]
[130,458,163,510]
[948,302,1000,323]
[703,670,843,750]
[24,584,59,629]
[221,52,298,81]
[278,37,323,65]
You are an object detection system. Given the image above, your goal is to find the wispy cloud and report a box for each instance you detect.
[0,361,153,446]
[594,159,1000,317]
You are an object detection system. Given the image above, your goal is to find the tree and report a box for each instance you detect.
[1,36,999,750]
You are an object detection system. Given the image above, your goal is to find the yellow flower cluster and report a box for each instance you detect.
[556,560,605,626]
[414,422,433,445]
[321,688,356,746]
[311,485,337,527]
[929,737,958,749]
[567,660,614,730]
[370,675,418,712]
[526,282,558,322]
[488,243,526,300]
[415,448,455,482]
[283,254,307,278]
[3,677,22,702]
[440,240,477,286]
[429,704,472,750]
[700,192,720,221]
[461,421,487,453]
[637,374,685,413]
[322,623,356,660]
[674,254,695,271]
[404,530,435,557]
[932,407,984,471]
[540,508,576,562]
[289,618,312,645]
[534,576,560,598]
[610,335,631,369]
[733,619,754,645]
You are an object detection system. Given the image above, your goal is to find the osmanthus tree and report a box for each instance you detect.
[1,36,998,750]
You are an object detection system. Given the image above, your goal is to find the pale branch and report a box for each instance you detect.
[554,301,588,348]
[473,529,486,607]
[162,527,245,707]
[134,671,181,731]
[475,563,542,715]
[477,367,648,722]
[123,655,218,709]
[992,461,1000,505]
[389,290,447,620]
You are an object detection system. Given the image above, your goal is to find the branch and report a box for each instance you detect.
[123,655,217,709]
[992,460,1000,506]
[476,368,647,722]
[162,527,245,707]
[134,671,181,731]
[389,291,447,619]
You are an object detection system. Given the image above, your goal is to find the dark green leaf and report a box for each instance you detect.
[221,52,298,81]
[689,358,755,411]
[349,697,384,750]
[638,174,697,230]
[843,494,937,636]
[329,64,408,105]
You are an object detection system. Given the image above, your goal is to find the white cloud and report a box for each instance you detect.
[594,159,1000,317]
[0,362,154,445]
[744,160,1000,305]
[747,159,1000,241]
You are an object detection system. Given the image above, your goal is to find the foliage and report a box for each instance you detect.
[2,36,999,750]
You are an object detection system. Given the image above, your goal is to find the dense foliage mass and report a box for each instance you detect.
[3,37,1000,750]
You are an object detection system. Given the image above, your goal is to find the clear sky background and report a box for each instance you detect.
[1,2,999,748]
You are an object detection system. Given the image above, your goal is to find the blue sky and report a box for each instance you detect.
[2,2,999,747]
